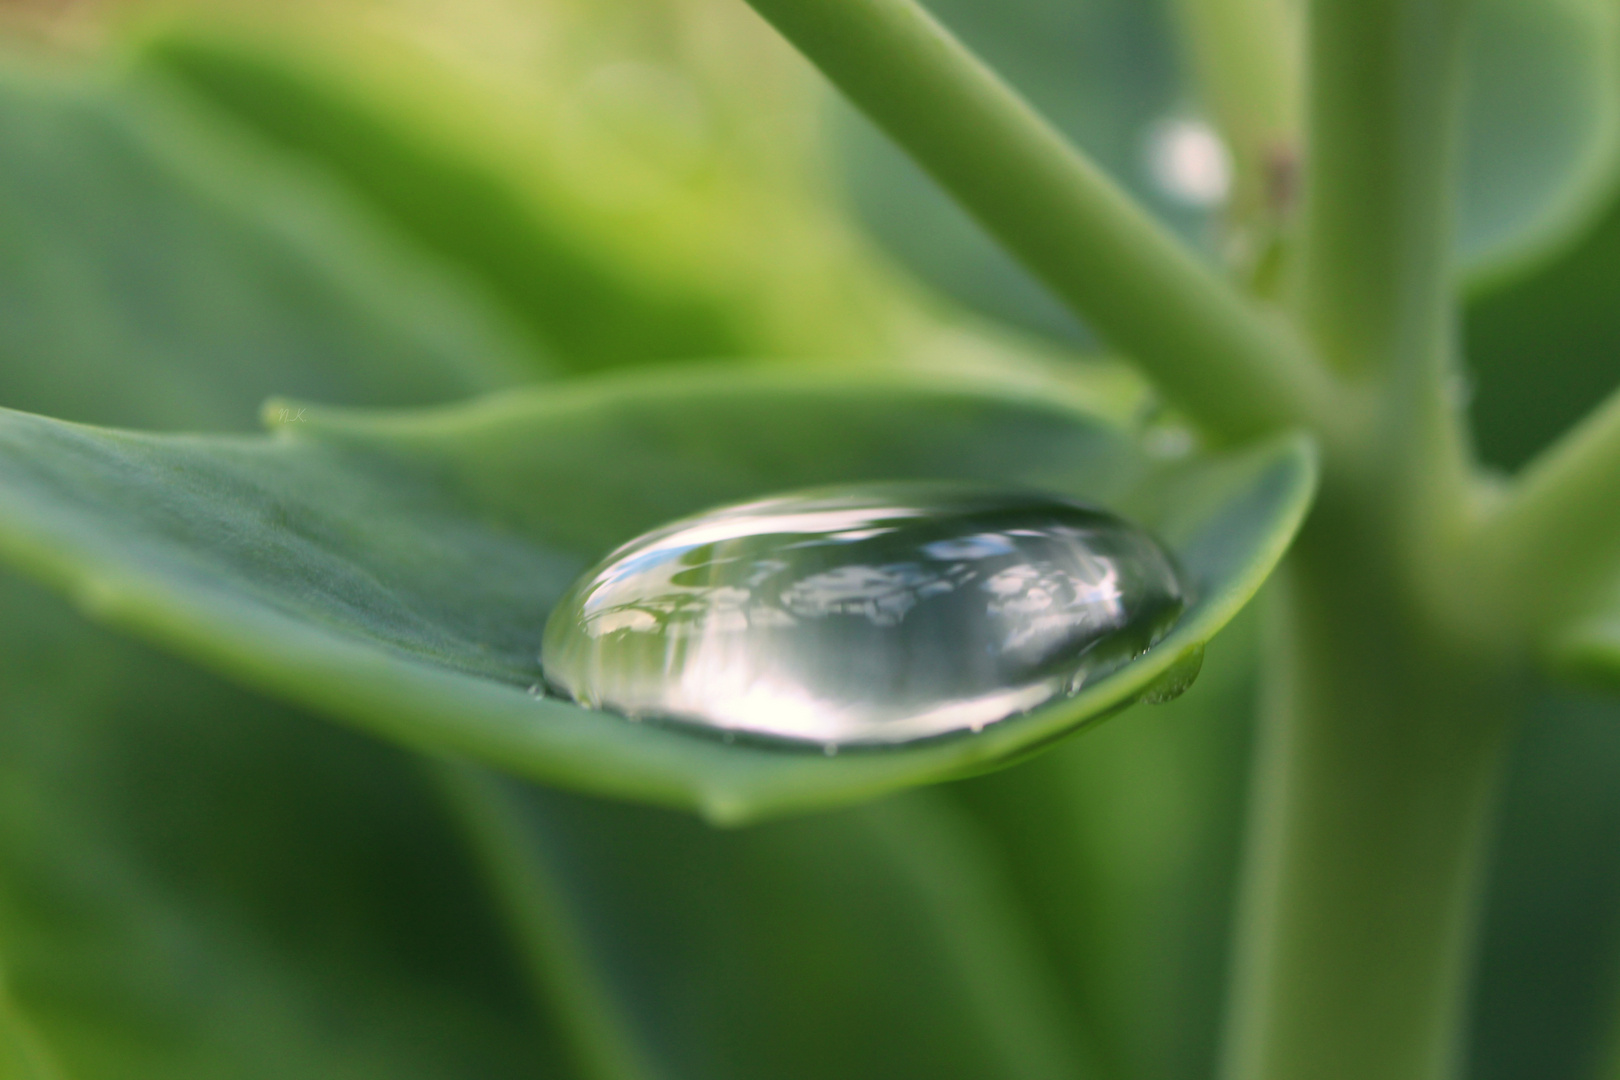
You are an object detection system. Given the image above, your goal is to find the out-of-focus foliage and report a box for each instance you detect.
[135,13,909,372]
[0,64,529,430]
[1,0,1620,1079]
[838,0,1620,344]
[1467,177,1620,472]
[0,28,1129,1080]
[1460,0,1620,280]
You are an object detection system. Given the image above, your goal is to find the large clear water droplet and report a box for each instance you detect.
[541,482,1189,746]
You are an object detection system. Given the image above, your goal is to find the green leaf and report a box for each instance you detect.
[835,0,1620,342]
[135,18,910,372]
[1465,177,1620,471]
[442,766,1099,1080]
[0,56,587,1078]
[1460,0,1620,282]
[949,605,1262,1080]
[1467,685,1620,1080]
[0,61,533,431]
[0,368,1314,822]
[0,59,1113,1078]
[0,573,581,1080]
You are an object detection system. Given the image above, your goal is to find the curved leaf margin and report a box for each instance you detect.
[0,369,1315,823]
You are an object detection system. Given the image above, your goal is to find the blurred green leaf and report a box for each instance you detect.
[1464,184,1620,472]
[444,766,1098,1080]
[835,0,1620,345]
[0,61,534,432]
[950,604,1261,1080]
[0,51,1119,1080]
[0,573,582,1080]
[140,28,741,372]
[0,56,584,1078]
[0,981,55,1080]
[0,369,1311,822]
[135,17,914,371]
[1460,0,1620,281]
[1466,686,1620,1080]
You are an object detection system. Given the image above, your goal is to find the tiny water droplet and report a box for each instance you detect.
[541,483,1189,746]
[527,683,544,698]
[1141,645,1204,704]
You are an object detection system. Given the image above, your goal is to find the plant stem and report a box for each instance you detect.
[1221,18,1506,1072]
[1296,0,1480,634]
[1295,0,1468,376]
[737,0,1332,441]
[1219,514,1520,1080]
[1470,383,1620,634]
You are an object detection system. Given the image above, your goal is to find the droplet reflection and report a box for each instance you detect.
[541,483,1189,746]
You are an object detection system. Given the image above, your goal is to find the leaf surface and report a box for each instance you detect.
[0,53,1123,1080]
[0,57,586,1079]
[136,18,910,372]
[1465,182,1620,471]
[0,574,579,1080]
[441,766,1098,1080]
[1460,0,1620,280]
[1466,685,1620,1080]
[0,62,532,432]
[949,606,1262,1080]
[0,369,1312,822]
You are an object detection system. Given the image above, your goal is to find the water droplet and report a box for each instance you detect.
[540,483,1189,747]
[1141,645,1204,704]
[527,683,544,698]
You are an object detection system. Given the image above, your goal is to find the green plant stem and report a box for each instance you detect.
[1173,0,1300,227]
[737,0,1333,442]
[1297,0,1479,621]
[432,761,663,1080]
[1220,516,1521,1080]
[1296,0,1468,376]
[1470,383,1620,633]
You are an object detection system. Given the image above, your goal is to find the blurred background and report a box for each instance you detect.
[2,0,1620,1078]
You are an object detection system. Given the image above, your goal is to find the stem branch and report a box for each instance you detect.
[1471,383,1620,633]
[740,0,1332,440]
